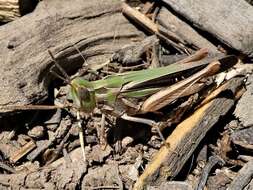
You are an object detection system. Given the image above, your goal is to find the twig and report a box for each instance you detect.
[121,3,187,53]
[0,162,16,173]
[133,77,244,189]
[196,155,225,190]
[0,104,66,111]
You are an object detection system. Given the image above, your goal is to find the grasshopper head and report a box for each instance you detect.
[69,77,96,113]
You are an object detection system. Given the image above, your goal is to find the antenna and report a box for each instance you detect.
[48,50,71,84]
[72,44,88,67]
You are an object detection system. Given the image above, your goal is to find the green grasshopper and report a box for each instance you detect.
[2,48,237,161]
[48,48,236,151]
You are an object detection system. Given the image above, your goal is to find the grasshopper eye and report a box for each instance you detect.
[69,78,96,112]
[77,87,91,102]
[75,87,96,113]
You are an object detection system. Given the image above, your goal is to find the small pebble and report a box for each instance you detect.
[143,145,148,151]
[28,126,45,139]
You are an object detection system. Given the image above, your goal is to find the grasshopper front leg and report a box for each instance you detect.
[76,111,86,162]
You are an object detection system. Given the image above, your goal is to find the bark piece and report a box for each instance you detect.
[133,77,244,189]
[9,140,36,163]
[161,0,253,57]
[157,7,217,52]
[0,0,144,114]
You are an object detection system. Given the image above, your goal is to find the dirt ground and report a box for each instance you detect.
[0,0,253,189]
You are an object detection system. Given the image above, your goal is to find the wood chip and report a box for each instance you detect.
[9,141,36,163]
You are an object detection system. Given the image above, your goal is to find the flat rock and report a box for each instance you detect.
[161,0,253,57]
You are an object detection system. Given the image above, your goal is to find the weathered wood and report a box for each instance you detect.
[133,77,244,189]
[227,160,253,190]
[0,0,37,22]
[9,140,36,163]
[157,7,217,52]
[161,0,253,57]
[0,0,144,114]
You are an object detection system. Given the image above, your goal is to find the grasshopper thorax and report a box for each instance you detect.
[70,77,96,113]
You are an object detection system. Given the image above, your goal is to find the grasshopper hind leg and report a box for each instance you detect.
[120,114,170,149]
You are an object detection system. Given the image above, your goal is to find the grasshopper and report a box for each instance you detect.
[48,48,236,152]
[1,48,237,161]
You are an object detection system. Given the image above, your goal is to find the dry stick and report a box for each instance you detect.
[150,6,161,68]
[196,155,225,190]
[121,3,187,53]
[177,48,208,64]
[46,124,74,165]
[1,104,65,111]
[0,162,16,173]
